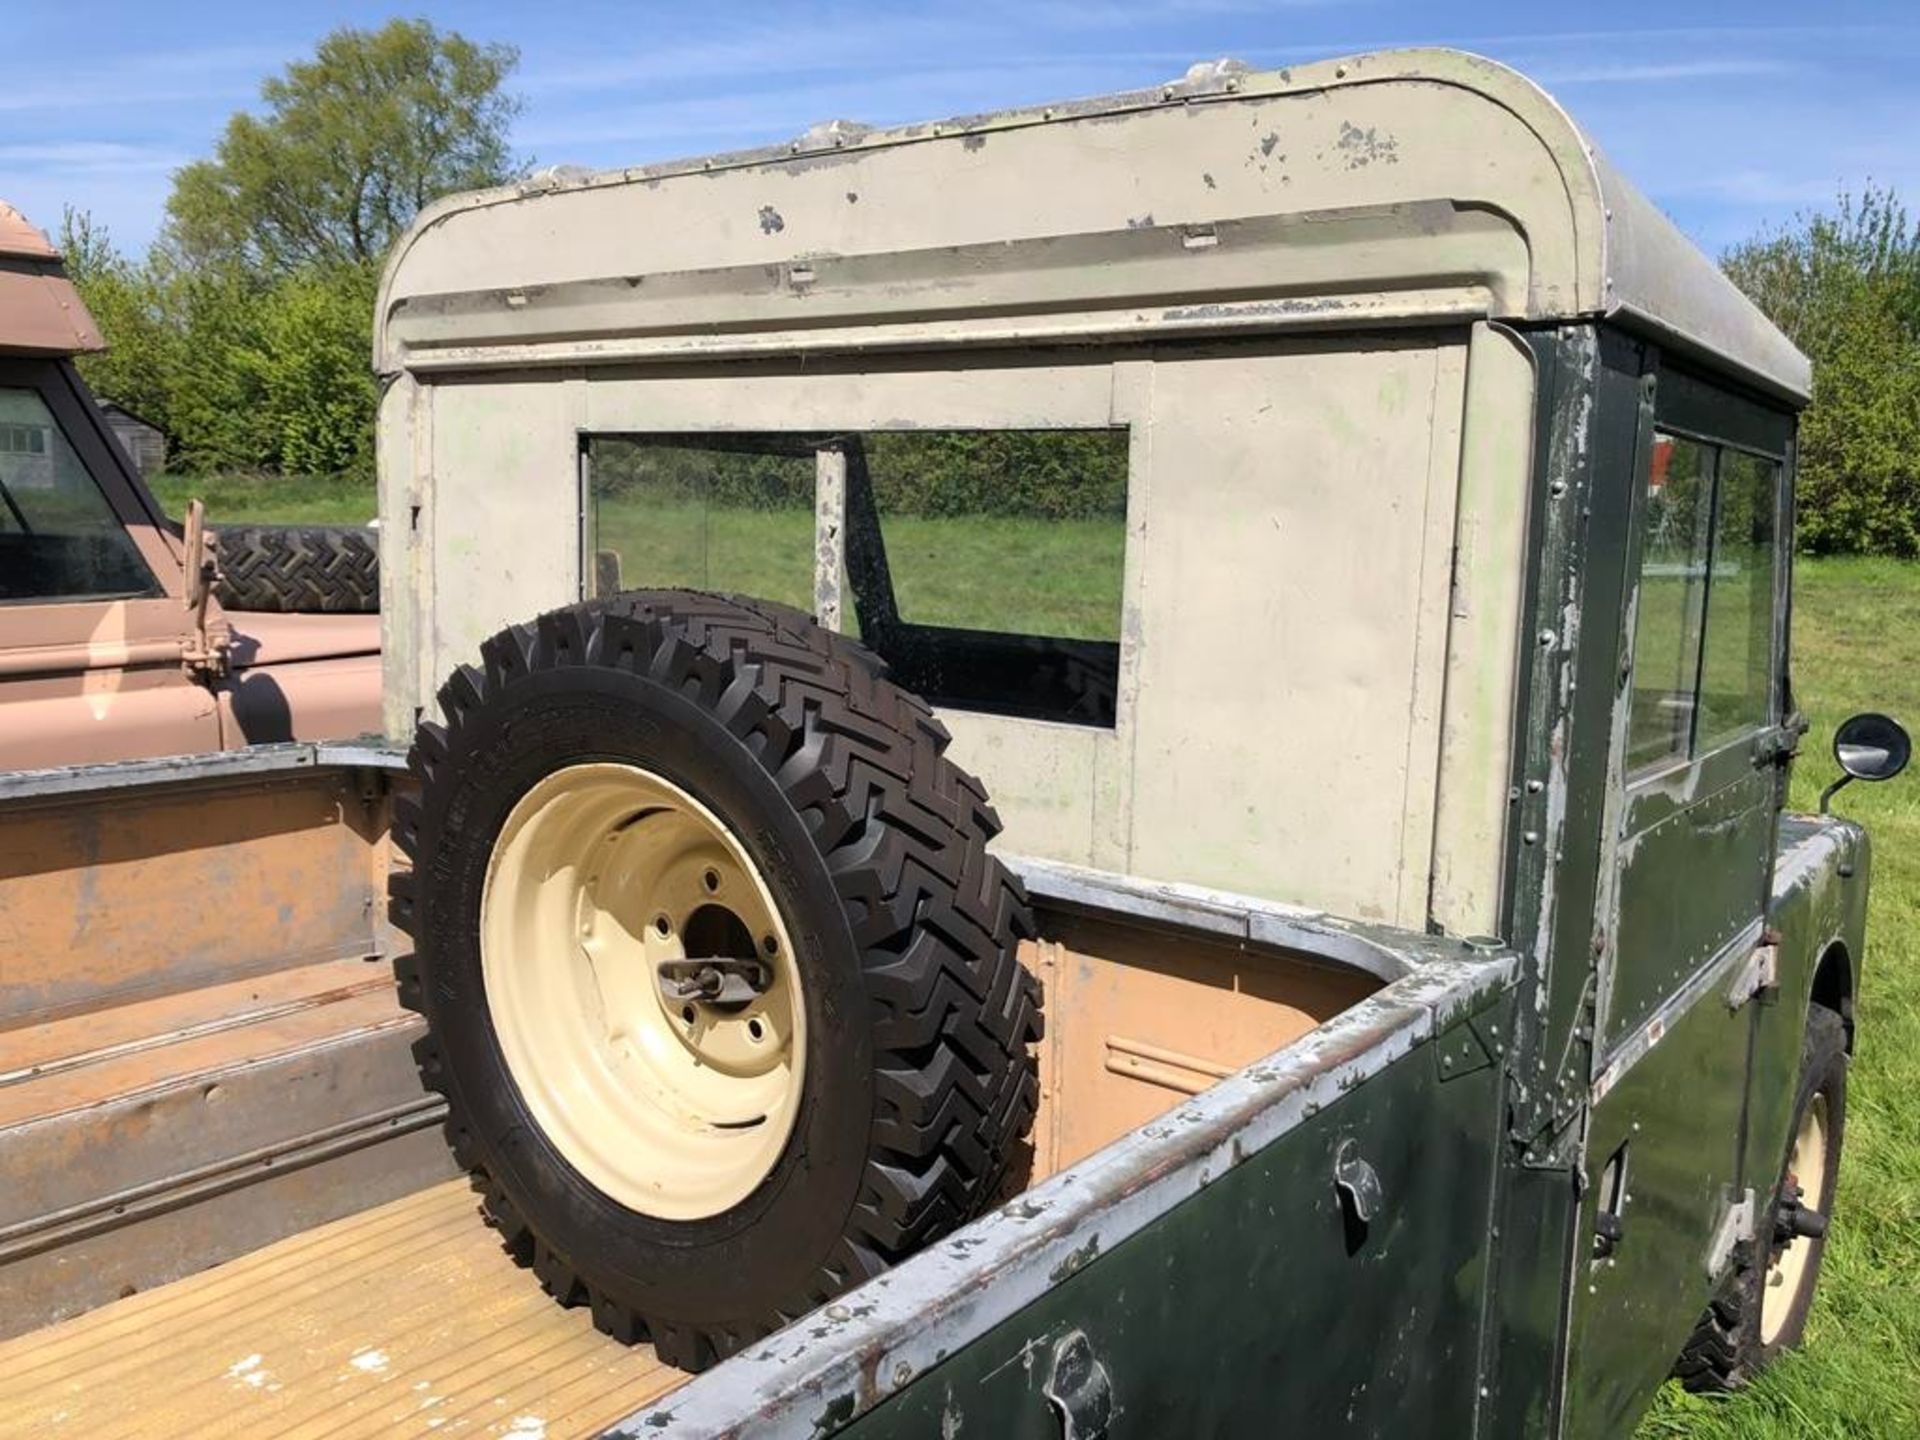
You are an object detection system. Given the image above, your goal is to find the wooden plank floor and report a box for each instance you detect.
[0,1182,690,1439]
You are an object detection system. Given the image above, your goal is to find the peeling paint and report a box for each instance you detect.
[1048,1234,1101,1283]
[1335,120,1400,168]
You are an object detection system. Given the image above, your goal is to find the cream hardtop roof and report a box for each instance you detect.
[376,48,1810,404]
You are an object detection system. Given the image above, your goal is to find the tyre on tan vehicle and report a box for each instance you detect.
[388,590,1042,1370]
[213,523,380,614]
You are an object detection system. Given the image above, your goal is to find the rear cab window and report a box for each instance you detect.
[583,429,1127,727]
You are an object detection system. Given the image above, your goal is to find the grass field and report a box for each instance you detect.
[158,472,1917,1435]
[146,471,378,527]
[589,498,1125,639]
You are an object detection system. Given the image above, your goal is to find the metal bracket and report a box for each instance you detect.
[1434,1012,1498,1083]
[656,957,771,1007]
[1706,1188,1757,1281]
[1726,944,1779,1010]
[1042,1330,1114,1440]
[1333,1138,1383,1224]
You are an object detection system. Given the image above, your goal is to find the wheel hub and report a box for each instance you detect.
[1760,1092,1829,1345]
[480,762,806,1221]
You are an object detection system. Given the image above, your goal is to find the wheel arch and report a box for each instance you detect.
[1808,939,1854,1050]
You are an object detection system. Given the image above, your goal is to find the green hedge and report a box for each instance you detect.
[589,430,1129,521]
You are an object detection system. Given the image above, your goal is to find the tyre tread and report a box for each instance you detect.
[387,589,1040,1366]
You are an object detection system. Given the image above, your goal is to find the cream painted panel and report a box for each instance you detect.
[423,379,584,689]
[1128,339,1468,924]
[942,712,1101,865]
[1430,324,1537,936]
[376,374,426,739]
[577,361,1113,435]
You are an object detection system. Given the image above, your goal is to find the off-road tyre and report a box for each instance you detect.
[388,590,1041,1371]
[1672,1006,1848,1392]
[213,523,379,613]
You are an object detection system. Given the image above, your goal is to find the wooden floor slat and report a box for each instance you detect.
[0,1181,689,1439]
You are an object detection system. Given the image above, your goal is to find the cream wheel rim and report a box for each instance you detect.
[480,761,805,1220]
[1761,1092,1829,1344]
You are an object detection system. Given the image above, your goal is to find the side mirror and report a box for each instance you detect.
[1820,711,1911,812]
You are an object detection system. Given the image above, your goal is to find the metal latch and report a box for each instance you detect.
[1043,1330,1114,1440]
[1333,1138,1383,1224]
[1727,943,1779,1010]
[1706,1188,1757,1281]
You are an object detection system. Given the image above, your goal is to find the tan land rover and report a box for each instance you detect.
[0,200,381,767]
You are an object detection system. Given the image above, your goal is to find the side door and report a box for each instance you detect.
[0,359,221,767]
[1562,363,1792,1435]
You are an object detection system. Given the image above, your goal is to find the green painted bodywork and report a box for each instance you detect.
[835,990,1511,1440]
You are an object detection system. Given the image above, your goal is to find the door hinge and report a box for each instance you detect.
[1726,943,1779,1011]
[1043,1330,1114,1440]
[1752,714,1807,770]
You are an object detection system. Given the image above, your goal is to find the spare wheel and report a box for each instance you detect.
[388,591,1041,1371]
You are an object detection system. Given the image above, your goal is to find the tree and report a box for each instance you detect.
[165,19,522,275]
[58,210,180,434]
[1724,187,1920,556]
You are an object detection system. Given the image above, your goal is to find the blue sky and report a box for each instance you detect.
[7,1,1919,260]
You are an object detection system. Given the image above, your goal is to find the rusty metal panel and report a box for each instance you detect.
[0,769,385,1027]
[1025,915,1377,1176]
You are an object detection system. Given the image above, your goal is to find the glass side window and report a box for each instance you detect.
[1625,431,1780,776]
[581,428,1129,728]
[0,387,158,604]
[583,436,815,610]
[1625,435,1714,773]
[1696,450,1779,748]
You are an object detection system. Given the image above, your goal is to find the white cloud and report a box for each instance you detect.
[1531,59,1788,86]
[0,143,184,175]
[0,45,276,114]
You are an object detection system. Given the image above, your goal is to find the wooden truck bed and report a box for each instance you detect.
[0,1182,684,1439]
